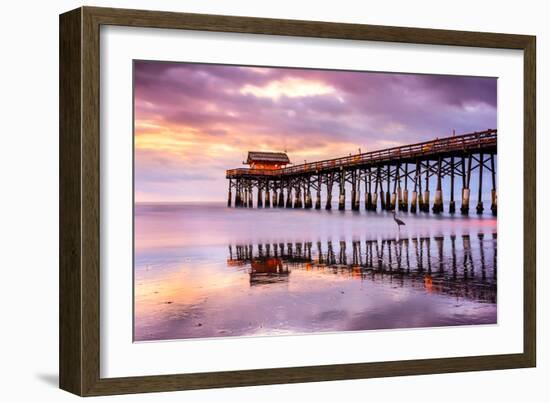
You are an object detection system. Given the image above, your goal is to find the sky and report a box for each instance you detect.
[134,61,497,202]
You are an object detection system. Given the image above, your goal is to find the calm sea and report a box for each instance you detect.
[134,203,497,341]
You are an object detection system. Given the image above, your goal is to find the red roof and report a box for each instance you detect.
[246,151,290,165]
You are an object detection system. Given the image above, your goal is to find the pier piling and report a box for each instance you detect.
[285,187,292,208]
[400,164,408,212]
[461,156,472,214]
[476,153,484,214]
[279,182,285,207]
[386,165,391,211]
[449,156,456,213]
[432,157,443,213]
[423,164,430,213]
[338,170,346,210]
[326,173,334,210]
[490,154,497,215]
[264,181,271,208]
[315,175,321,209]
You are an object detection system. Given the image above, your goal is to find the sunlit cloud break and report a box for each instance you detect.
[240,77,336,100]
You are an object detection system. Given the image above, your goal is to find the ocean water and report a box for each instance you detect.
[134,203,497,341]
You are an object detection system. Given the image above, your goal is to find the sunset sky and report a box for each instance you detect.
[134,61,497,202]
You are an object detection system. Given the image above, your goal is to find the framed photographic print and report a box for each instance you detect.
[59,6,536,396]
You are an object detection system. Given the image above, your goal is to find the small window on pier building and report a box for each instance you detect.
[245,151,290,170]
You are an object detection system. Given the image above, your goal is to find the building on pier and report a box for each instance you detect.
[245,151,290,170]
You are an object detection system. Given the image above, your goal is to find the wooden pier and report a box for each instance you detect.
[226,129,497,215]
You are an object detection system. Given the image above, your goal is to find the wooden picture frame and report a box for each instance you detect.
[59,6,536,396]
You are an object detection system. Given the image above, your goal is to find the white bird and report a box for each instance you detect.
[392,211,406,231]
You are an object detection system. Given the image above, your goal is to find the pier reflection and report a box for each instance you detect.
[228,233,496,303]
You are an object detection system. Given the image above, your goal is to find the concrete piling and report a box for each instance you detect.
[423,191,430,212]
[278,185,285,207]
[326,174,333,210]
[449,156,456,213]
[285,188,292,208]
[410,191,418,213]
[294,186,302,208]
[461,155,472,214]
[264,182,271,208]
[227,180,232,207]
[305,187,312,209]
[257,187,263,208]
[432,158,443,213]
[491,190,497,216]
[476,152,484,214]
[338,170,346,210]
[490,154,497,216]
[461,188,470,214]
[315,175,321,209]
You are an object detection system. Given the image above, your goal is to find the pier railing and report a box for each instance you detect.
[226,129,496,178]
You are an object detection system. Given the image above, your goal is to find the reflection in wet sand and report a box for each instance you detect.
[228,234,496,304]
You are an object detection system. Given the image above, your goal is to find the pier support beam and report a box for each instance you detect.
[326,173,333,210]
[417,164,423,213]
[272,189,278,208]
[410,191,418,213]
[315,175,321,209]
[351,170,360,211]
[257,186,263,208]
[279,182,285,207]
[294,184,303,208]
[372,167,379,211]
[371,191,378,211]
[355,175,361,210]
[491,154,497,216]
[338,170,346,210]
[386,165,391,211]
[227,180,232,207]
[432,157,443,213]
[423,162,430,212]
[365,169,372,211]
[379,167,386,211]
[234,181,240,207]
[248,184,253,208]
[461,188,470,215]
[391,163,399,211]
[476,153,484,214]
[461,155,472,214]
[285,187,292,208]
[305,178,312,209]
[400,164,408,211]
[449,157,456,213]
[411,162,419,213]
[351,171,357,210]
[264,181,270,208]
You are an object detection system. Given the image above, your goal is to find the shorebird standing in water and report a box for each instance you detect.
[392,211,406,232]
